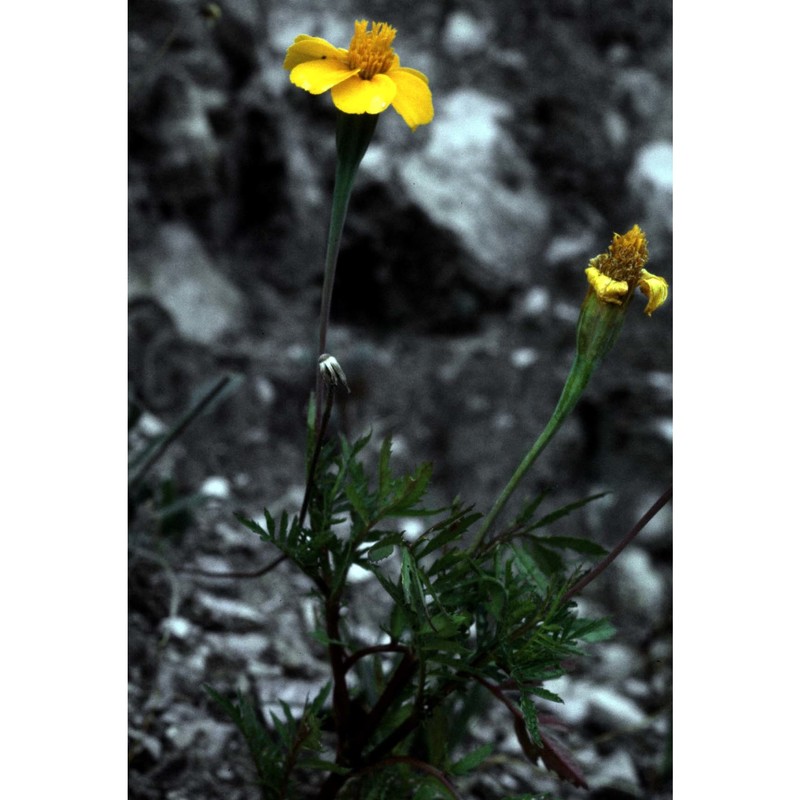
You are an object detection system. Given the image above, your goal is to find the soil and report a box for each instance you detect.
[129,2,672,798]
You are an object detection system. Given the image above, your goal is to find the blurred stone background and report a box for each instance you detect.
[129,1,672,798]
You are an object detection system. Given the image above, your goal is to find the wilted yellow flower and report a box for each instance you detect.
[585,225,668,316]
[283,20,434,131]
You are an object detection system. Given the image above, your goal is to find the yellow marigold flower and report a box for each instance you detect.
[584,225,668,316]
[283,20,434,131]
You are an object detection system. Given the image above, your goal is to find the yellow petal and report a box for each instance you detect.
[331,73,397,115]
[396,65,429,85]
[283,36,348,71]
[638,269,669,316]
[387,68,434,130]
[290,59,359,95]
[586,266,628,305]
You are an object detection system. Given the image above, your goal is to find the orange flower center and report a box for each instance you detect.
[591,224,649,284]
[347,20,397,80]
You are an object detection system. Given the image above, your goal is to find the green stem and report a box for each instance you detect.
[472,287,633,551]
[300,384,336,528]
[315,112,378,429]
[472,353,597,550]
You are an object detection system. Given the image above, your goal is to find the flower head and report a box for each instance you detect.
[584,225,669,316]
[284,20,434,131]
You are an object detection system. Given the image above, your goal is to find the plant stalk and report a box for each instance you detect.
[563,485,672,602]
[315,112,378,429]
[472,353,597,550]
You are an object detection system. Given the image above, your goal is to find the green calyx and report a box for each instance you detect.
[576,289,630,366]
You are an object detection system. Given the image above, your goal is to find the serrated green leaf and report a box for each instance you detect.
[345,483,371,526]
[426,653,484,676]
[339,431,372,467]
[530,686,563,704]
[512,546,549,594]
[427,550,463,577]
[574,617,616,643]
[451,742,493,776]
[156,491,208,519]
[400,548,425,612]
[401,463,433,508]
[204,684,239,722]
[417,636,471,655]
[310,628,333,647]
[531,492,607,529]
[206,686,280,790]
[416,780,449,800]
[363,531,405,551]
[235,513,267,537]
[430,611,471,633]
[368,542,395,562]
[378,436,393,500]
[530,542,565,576]
[388,603,412,640]
[421,705,449,768]
[270,711,288,742]
[515,491,549,526]
[309,682,331,714]
[537,535,608,556]
[483,577,508,620]
[280,699,296,723]
[519,691,543,748]
[516,666,566,684]
[414,511,482,559]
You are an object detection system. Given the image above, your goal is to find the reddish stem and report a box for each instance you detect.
[564,485,672,602]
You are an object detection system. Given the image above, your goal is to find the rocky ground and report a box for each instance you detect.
[129,1,672,798]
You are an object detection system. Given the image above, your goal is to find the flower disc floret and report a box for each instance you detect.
[347,20,397,79]
[283,20,434,130]
[585,225,669,315]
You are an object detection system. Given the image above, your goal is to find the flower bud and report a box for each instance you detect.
[318,353,350,393]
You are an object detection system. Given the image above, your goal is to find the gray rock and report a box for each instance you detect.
[616,68,671,134]
[132,223,245,345]
[593,642,644,683]
[634,490,673,546]
[163,705,232,758]
[609,546,668,626]
[546,676,591,726]
[201,476,231,500]
[160,616,198,642]
[544,231,597,270]
[398,89,550,293]
[203,631,270,667]
[510,347,539,369]
[592,748,641,793]
[194,590,267,628]
[516,286,551,321]
[442,11,493,56]
[628,140,673,255]
[587,685,648,730]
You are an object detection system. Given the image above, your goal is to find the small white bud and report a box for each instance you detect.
[318,353,350,393]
